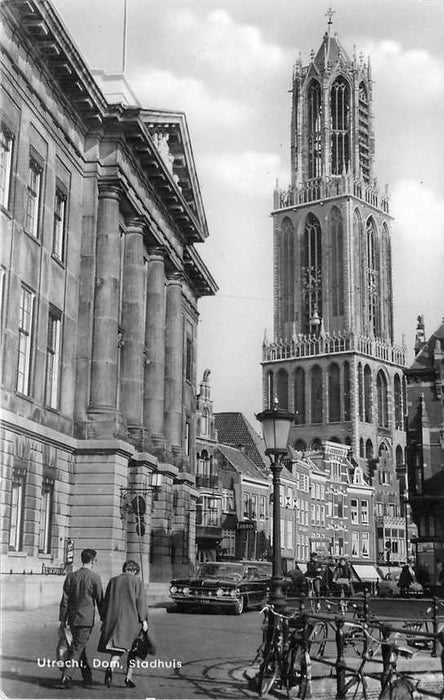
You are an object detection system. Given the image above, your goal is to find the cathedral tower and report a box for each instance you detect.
[262,17,406,471]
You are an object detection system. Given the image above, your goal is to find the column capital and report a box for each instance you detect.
[125,217,145,234]
[166,271,184,285]
[148,246,166,263]
[98,181,121,200]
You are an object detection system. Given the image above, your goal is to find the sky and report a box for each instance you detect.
[52,0,444,426]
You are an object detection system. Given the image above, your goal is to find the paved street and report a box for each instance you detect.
[1,601,443,700]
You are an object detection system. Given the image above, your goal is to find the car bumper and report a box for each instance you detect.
[170,596,238,609]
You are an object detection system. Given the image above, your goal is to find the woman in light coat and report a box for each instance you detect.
[98,560,149,688]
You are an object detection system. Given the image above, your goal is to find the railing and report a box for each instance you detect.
[263,331,406,366]
[253,594,444,699]
[273,176,390,213]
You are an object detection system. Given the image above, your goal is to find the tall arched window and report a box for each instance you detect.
[377,370,388,427]
[343,361,351,420]
[365,439,373,460]
[396,445,404,468]
[281,217,295,325]
[294,368,305,425]
[366,218,380,336]
[358,82,370,182]
[354,209,366,329]
[311,365,323,424]
[394,374,403,429]
[302,213,322,333]
[277,369,289,410]
[330,207,344,316]
[364,365,372,423]
[330,76,350,174]
[328,362,341,422]
[267,371,274,408]
[308,79,322,178]
[359,438,364,457]
[358,362,363,421]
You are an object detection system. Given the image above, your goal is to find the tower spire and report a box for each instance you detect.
[324,7,336,67]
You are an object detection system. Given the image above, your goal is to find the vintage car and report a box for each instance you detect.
[169,560,272,614]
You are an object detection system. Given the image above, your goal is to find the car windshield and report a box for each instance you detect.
[197,563,244,581]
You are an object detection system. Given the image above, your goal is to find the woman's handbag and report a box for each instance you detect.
[129,628,156,660]
[56,625,73,662]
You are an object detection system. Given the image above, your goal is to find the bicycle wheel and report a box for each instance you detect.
[258,653,278,697]
[349,626,381,658]
[308,621,328,657]
[343,674,368,699]
[380,677,415,700]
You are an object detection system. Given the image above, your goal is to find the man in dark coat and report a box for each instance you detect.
[58,548,103,689]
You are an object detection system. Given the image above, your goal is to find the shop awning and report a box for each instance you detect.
[352,564,381,582]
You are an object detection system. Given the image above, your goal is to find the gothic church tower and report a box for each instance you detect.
[262,16,406,471]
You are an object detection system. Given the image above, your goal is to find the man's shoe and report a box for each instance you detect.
[55,676,72,689]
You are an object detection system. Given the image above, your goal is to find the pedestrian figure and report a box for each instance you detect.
[332,556,355,596]
[305,551,323,597]
[98,560,149,689]
[398,556,418,596]
[58,548,103,689]
[322,556,336,595]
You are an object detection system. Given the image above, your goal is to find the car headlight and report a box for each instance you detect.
[182,586,190,596]
[230,589,238,598]
[216,587,224,597]
[170,585,177,595]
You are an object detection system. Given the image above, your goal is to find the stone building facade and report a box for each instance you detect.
[406,317,444,589]
[0,0,216,605]
[261,23,407,562]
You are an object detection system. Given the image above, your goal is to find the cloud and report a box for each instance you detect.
[391,180,444,343]
[164,8,285,78]
[360,39,444,102]
[129,69,251,129]
[200,150,289,197]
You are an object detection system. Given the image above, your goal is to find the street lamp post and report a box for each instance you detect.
[256,400,294,611]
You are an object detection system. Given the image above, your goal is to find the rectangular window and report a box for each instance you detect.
[185,336,193,382]
[222,489,235,513]
[311,503,315,524]
[9,467,26,551]
[351,498,359,524]
[361,500,369,524]
[286,519,293,549]
[243,493,250,518]
[251,494,257,520]
[259,495,265,520]
[361,532,369,558]
[25,156,43,237]
[17,286,36,395]
[351,531,359,557]
[321,504,325,526]
[0,126,13,209]
[52,187,67,261]
[45,308,62,409]
[38,477,54,553]
[221,529,236,557]
[184,420,190,455]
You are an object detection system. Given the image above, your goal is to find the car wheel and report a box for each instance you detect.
[234,596,244,615]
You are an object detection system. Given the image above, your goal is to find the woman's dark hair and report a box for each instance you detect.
[122,559,140,574]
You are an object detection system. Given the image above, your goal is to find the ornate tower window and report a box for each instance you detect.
[302,213,322,333]
[343,361,351,420]
[366,218,380,336]
[308,79,322,178]
[328,362,341,422]
[394,374,403,429]
[310,365,323,424]
[294,367,305,425]
[330,207,344,316]
[364,364,372,423]
[267,370,274,409]
[330,76,350,175]
[281,218,295,324]
[277,368,289,409]
[358,82,370,182]
[377,370,388,427]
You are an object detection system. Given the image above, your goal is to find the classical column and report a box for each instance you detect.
[120,218,145,434]
[143,248,166,445]
[89,184,121,412]
[164,272,184,452]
